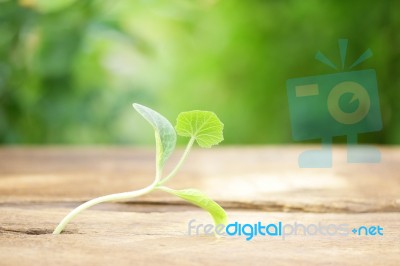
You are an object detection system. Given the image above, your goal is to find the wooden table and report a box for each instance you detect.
[0,146,399,265]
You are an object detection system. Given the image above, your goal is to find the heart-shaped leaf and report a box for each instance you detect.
[157,187,228,226]
[133,103,176,172]
[175,111,224,148]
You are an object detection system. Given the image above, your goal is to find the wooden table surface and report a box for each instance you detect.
[0,146,399,265]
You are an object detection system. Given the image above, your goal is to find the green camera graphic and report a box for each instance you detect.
[286,40,382,168]
[287,69,382,141]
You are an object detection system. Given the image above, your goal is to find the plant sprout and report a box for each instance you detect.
[53,103,227,234]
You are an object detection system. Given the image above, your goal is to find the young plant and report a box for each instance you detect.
[53,103,227,234]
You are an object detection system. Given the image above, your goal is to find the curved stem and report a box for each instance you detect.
[53,137,195,234]
[157,137,195,186]
[53,178,158,234]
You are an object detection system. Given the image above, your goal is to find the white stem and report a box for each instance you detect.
[157,137,195,186]
[53,178,158,234]
[53,138,195,234]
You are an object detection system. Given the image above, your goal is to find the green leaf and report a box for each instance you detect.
[133,103,176,171]
[158,187,228,226]
[175,111,224,148]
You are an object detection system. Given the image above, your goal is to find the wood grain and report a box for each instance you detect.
[0,146,399,265]
[1,146,399,212]
[0,206,399,266]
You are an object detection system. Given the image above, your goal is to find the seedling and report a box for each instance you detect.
[53,103,227,234]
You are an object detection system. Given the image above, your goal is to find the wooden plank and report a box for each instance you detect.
[0,147,399,212]
[0,147,399,265]
[0,205,399,266]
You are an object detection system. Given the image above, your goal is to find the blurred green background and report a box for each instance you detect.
[1,0,399,145]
